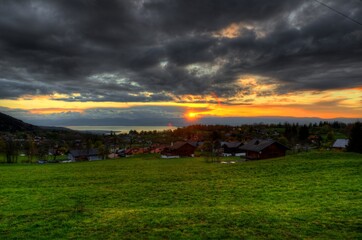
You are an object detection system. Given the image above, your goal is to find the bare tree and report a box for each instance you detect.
[0,138,6,162]
[25,138,37,163]
[5,138,18,163]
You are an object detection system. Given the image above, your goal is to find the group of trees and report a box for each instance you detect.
[347,122,362,153]
[0,137,64,163]
[0,138,18,163]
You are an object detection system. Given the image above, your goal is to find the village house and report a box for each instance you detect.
[188,141,204,148]
[332,139,349,150]
[220,141,244,156]
[161,141,197,158]
[68,149,101,161]
[239,139,289,160]
[148,143,168,154]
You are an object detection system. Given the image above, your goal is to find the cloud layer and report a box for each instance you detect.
[0,0,361,120]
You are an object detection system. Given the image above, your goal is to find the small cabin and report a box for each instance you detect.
[332,139,349,150]
[68,149,101,161]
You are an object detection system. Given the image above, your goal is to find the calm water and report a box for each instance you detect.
[65,125,178,133]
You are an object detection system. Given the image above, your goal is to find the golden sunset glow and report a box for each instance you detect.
[1,85,361,120]
[184,112,199,121]
[187,112,197,118]
[214,22,267,39]
[215,23,241,38]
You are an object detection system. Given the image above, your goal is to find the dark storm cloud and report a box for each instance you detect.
[0,0,361,101]
[143,0,298,34]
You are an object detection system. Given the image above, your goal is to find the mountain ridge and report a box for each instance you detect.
[0,112,70,132]
[0,112,39,132]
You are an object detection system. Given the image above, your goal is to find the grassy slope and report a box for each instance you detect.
[0,152,361,239]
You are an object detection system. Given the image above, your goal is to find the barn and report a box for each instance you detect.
[332,139,349,150]
[68,149,101,161]
[220,141,244,156]
[161,141,197,158]
[239,139,289,160]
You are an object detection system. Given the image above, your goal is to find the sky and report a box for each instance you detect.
[0,0,361,126]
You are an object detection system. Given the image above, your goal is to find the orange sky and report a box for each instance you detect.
[1,85,361,121]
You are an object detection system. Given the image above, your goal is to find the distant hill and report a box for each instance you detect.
[28,116,360,127]
[0,112,39,132]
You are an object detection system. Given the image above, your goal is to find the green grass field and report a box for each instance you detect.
[0,151,361,239]
[0,153,69,163]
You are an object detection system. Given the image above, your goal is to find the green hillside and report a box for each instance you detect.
[0,152,361,239]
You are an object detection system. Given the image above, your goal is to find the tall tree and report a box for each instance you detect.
[298,125,310,142]
[5,138,18,163]
[347,122,362,153]
[25,138,37,163]
[0,138,6,162]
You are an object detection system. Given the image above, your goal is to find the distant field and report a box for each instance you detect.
[0,152,361,239]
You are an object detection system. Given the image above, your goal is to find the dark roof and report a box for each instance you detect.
[169,141,195,150]
[188,141,204,147]
[239,139,289,152]
[220,141,243,148]
[332,139,349,148]
[69,149,99,157]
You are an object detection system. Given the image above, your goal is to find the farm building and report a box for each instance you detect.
[332,139,349,150]
[68,149,101,161]
[161,141,197,158]
[188,141,204,148]
[220,141,244,156]
[239,139,289,160]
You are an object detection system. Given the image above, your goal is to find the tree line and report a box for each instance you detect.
[0,121,361,163]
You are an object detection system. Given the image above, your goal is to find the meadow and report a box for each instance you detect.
[0,151,361,239]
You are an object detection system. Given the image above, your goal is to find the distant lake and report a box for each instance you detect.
[65,125,178,134]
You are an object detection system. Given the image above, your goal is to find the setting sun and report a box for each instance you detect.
[185,112,198,120]
[188,112,197,118]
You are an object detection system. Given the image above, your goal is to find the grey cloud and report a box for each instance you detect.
[143,0,299,34]
[0,0,361,102]
[56,106,185,120]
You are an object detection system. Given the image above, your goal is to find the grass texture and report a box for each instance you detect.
[0,151,361,239]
